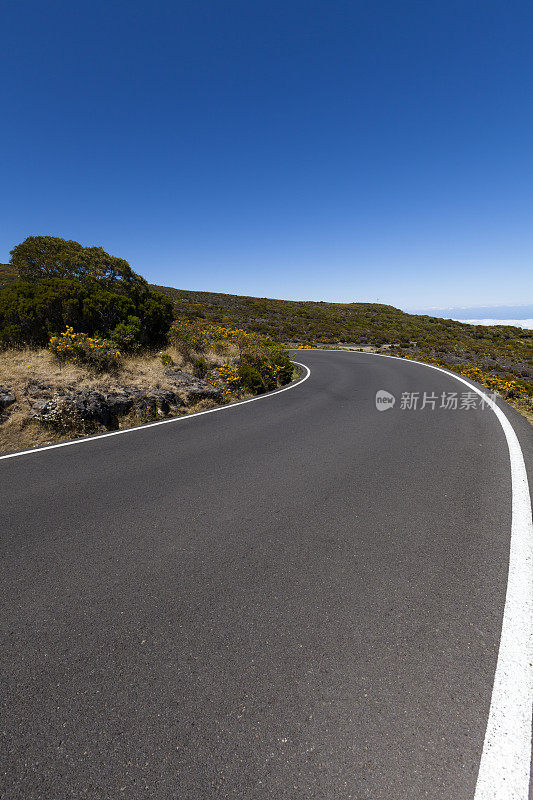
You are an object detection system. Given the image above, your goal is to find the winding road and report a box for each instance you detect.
[2,350,532,799]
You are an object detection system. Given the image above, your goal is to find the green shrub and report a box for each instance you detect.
[237,363,264,393]
[268,347,293,384]
[10,235,147,293]
[0,277,173,348]
[169,319,295,398]
[160,352,173,366]
[111,316,142,352]
[49,327,121,372]
[192,357,208,378]
[237,347,292,391]
[169,319,209,360]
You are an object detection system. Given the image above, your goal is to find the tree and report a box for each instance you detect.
[10,236,148,294]
[0,278,174,349]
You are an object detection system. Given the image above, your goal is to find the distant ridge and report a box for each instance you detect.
[149,282,532,358]
[0,263,17,287]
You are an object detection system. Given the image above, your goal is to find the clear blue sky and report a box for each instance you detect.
[1,0,532,309]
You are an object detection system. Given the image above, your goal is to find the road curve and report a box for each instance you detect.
[1,350,532,799]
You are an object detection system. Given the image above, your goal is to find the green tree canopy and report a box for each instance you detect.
[0,278,173,349]
[2,236,174,349]
[10,236,148,294]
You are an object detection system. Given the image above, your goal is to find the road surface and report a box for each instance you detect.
[2,350,532,799]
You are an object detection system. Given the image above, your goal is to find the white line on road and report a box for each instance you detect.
[406,360,532,800]
[331,350,533,799]
[0,361,311,461]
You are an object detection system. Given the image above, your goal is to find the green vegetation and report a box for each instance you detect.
[49,327,121,372]
[1,239,531,416]
[169,319,294,399]
[192,357,209,379]
[151,283,531,360]
[0,263,17,288]
[151,283,532,399]
[10,236,146,291]
[0,244,299,454]
[0,238,173,349]
[394,352,532,409]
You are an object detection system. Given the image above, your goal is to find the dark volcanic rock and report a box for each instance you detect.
[30,399,52,416]
[106,394,134,416]
[163,368,196,382]
[25,368,215,432]
[23,381,53,398]
[152,390,180,414]
[0,392,16,410]
[137,396,157,417]
[30,386,184,429]
[74,393,111,427]
[163,368,222,404]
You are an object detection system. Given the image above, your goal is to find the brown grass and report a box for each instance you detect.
[0,405,66,454]
[0,346,232,394]
[0,346,235,455]
[508,397,533,425]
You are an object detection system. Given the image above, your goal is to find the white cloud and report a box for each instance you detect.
[453,318,533,329]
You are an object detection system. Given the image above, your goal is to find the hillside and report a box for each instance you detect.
[0,263,17,288]
[147,283,533,418]
[3,259,529,356]
[2,259,531,393]
[149,283,532,365]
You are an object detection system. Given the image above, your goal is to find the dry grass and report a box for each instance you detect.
[0,346,231,394]
[0,405,66,454]
[508,397,533,425]
[0,346,235,455]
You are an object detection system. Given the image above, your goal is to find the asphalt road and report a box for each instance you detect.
[2,350,532,799]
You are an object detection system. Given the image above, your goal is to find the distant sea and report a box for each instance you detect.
[452,318,533,329]
[406,304,533,330]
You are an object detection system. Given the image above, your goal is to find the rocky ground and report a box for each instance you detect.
[0,353,225,455]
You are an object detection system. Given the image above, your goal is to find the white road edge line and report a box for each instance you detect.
[332,349,532,799]
[0,361,311,461]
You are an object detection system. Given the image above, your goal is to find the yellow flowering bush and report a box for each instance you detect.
[217,364,245,400]
[169,319,294,400]
[397,353,531,402]
[49,327,121,372]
